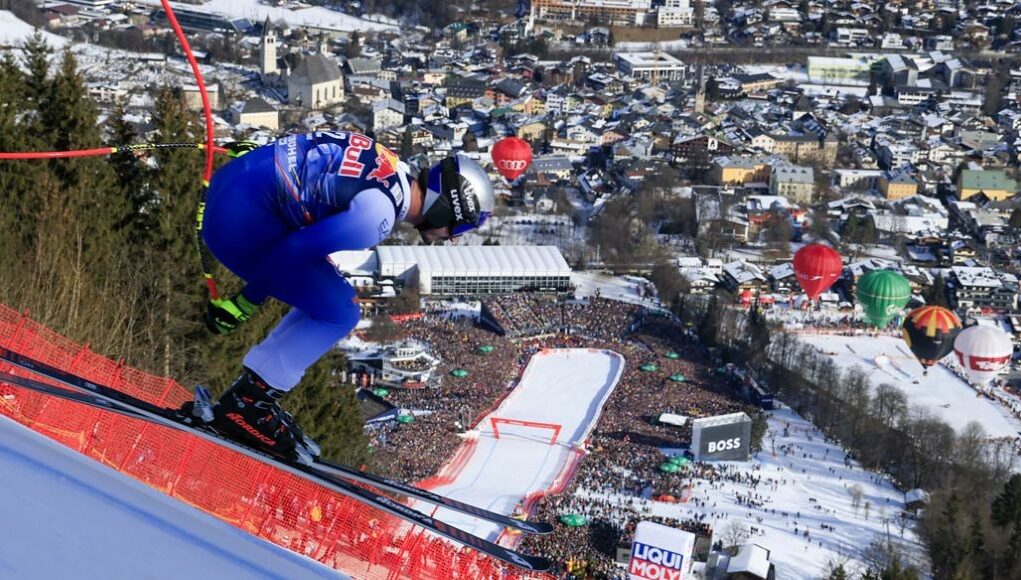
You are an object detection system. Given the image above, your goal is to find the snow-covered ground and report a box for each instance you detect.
[132,0,397,32]
[428,349,624,539]
[0,415,342,579]
[802,334,1021,438]
[581,405,926,579]
[572,272,662,308]
[0,10,67,48]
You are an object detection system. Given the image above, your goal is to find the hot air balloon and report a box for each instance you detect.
[953,325,1014,386]
[902,306,962,373]
[792,244,843,300]
[855,270,911,327]
[491,136,532,181]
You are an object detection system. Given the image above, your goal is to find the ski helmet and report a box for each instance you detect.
[417,154,495,237]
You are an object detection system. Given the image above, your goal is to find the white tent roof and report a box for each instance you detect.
[376,246,570,277]
[728,544,771,578]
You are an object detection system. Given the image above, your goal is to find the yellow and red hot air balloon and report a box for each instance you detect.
[902,306,963,373]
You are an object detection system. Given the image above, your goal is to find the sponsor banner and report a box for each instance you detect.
[692,416,752,461]
[629,521,695,580]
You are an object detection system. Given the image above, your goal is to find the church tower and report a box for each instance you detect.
[260,17,278,78]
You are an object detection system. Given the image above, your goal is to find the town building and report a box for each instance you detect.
[288,54,344,110]
[236,97,279,130]
[880,170,918,200]
[614,51,686,83]
[769,165,815,205]
[658,0,694,27]
[956,170,1018,201]
[531,0,653,26]
[949,267,1019,313]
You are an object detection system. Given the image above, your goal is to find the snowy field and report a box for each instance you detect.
[428,349,624,539]
[0,415,342,579]
[581,405,926,580]
[801,334,1021,438]
[0,10,67,48]
[132,0,397,32]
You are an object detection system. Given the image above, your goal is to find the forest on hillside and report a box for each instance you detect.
[0,35,369,465]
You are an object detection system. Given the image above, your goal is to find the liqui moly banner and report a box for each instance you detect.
[628,521,695,580]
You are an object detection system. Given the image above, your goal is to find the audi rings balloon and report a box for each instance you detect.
[792,244,843,300]
[953,325,1014,386]
[492,137,533,181]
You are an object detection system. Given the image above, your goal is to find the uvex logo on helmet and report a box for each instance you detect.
[450,181,478,224]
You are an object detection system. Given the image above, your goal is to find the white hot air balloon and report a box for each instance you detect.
[953,325,1015,386]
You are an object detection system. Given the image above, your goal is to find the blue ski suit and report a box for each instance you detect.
[202,131,412,391]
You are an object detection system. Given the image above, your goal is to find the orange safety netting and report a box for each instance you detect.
[0,305,552,580]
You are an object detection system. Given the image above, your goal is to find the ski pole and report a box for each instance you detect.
[0,142,228,160]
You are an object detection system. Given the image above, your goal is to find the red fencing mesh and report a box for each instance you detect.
[0,305,552,580]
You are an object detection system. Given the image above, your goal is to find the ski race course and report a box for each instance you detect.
[0,415,341,580]
[427,349,624,541]
[801,334,1021,438]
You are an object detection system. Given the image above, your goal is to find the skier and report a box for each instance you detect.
[193,131,495,460]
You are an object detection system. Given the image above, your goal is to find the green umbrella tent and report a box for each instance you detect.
[559,514,588,527]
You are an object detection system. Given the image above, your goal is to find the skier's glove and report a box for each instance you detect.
[205,293,260,335]
[224,140,259,159]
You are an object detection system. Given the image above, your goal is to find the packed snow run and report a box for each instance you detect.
[428,349,624,540]
[802,334,1021,438]
[0,415,342,579]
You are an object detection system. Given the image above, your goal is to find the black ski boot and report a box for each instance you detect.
[211,369,311,463]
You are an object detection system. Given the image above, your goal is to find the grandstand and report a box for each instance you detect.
[152,7,253,34]
[332,246,573,296]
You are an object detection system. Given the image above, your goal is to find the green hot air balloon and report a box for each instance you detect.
[856,270,911,327]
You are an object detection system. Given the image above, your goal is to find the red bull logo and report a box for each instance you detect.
[367,144,400,185]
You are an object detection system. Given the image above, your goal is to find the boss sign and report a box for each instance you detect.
[629,521,695,580]
[707,438,741,453]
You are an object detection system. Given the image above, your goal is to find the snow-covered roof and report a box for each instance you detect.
[376,246,571,277]
[728,544,771,578]
[692,412,751,428]
[951,266,1002,288]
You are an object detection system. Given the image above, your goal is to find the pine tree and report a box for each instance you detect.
[147,87,211,381]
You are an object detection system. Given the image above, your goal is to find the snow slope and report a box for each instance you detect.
[801,334,1021,438]
[428,349,624,539]
[0,415,343,580]
[581,405,926,579]
[0,10,68,48]
[132,0,397,32]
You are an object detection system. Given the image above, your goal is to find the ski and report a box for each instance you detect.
[0,351,552,572]
[0,347,550,535]
[311,459,553,535]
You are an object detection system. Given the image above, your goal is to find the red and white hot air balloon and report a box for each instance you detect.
[792,243,843,300]
[953,325,1014,386]
[491,136,533,181]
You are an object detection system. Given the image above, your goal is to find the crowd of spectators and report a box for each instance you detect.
[361,295,753,577]
[482,296,641,342]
